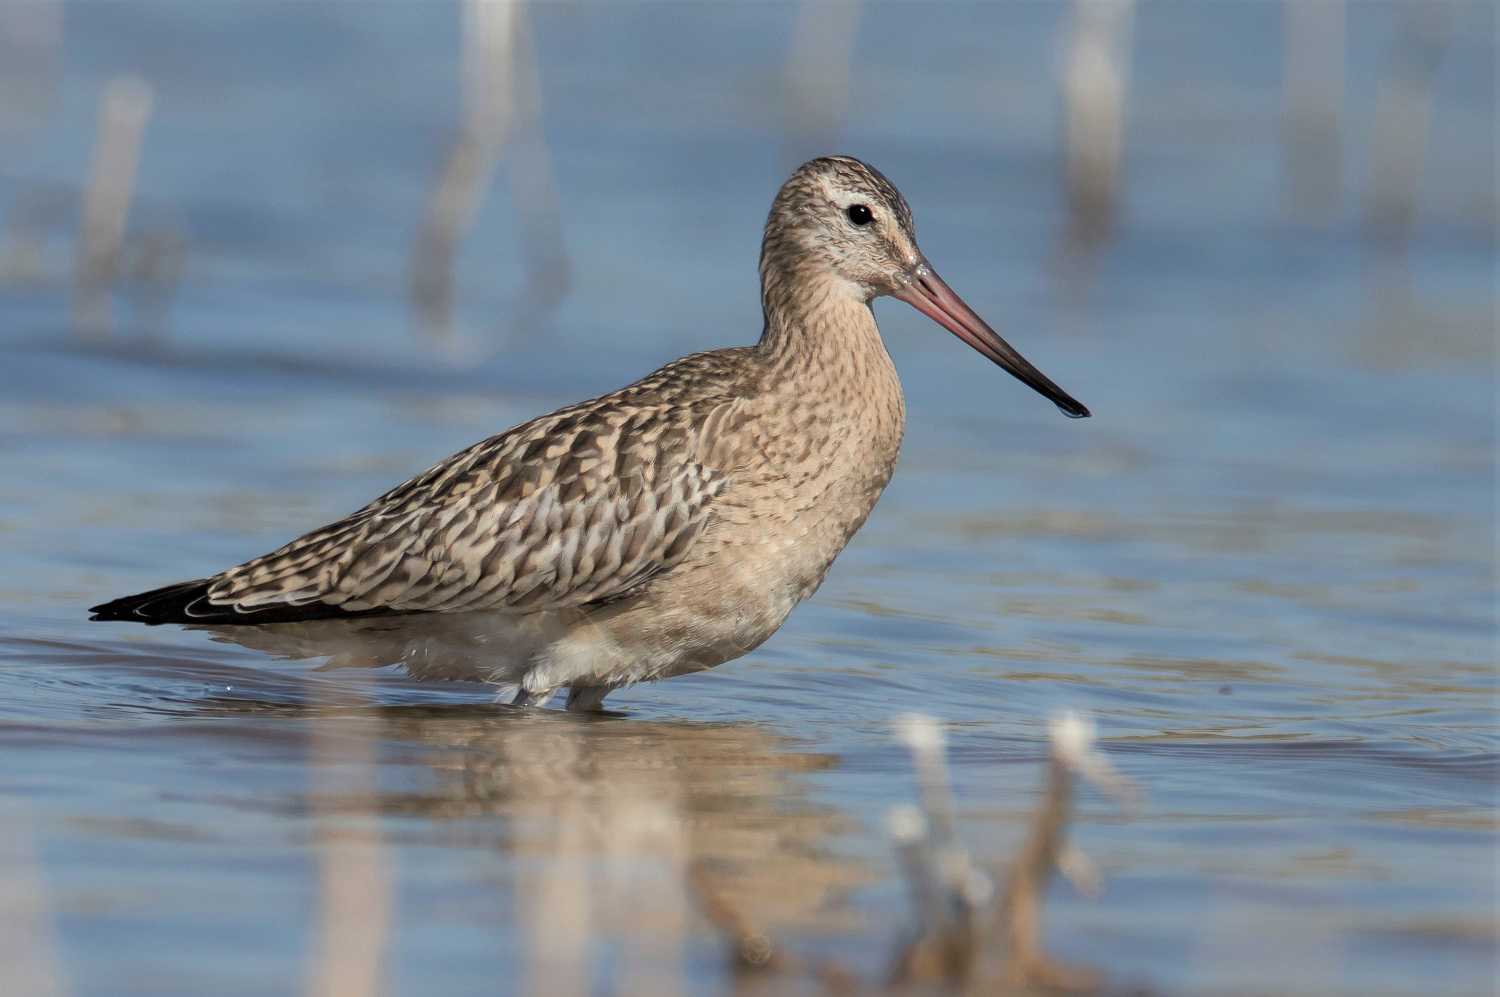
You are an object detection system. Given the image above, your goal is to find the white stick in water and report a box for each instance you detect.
[412,0,519,344]
[781,0,862,168]
[74,76,153,341]
[1060,0,1134,253]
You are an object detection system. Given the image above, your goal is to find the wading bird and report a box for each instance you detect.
[91,157,1089,710]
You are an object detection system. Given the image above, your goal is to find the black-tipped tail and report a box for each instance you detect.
[90,579,415,626]
[89,579,221,625]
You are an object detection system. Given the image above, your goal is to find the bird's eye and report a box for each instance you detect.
[846,204,873,226]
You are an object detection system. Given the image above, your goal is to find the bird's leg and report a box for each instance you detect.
[509,686,556,708]
[564,685,613,712]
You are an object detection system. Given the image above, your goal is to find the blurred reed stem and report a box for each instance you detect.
[1280,0,1346,220]
[73,75,152,342]
[413,0,566,348]
[0,0,61,129]
[781,0,862,169]
[1060,0,1134,259]
[1365,1,1457,252]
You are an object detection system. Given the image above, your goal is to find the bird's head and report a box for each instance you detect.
[762,156,1089,419]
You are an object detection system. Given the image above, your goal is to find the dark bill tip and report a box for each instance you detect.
[894,265,1091,421]
[1057,398,1091,419]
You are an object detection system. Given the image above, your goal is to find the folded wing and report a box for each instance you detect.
[92,402,730,625]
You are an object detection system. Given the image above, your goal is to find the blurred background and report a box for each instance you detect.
[0,1,1494,995]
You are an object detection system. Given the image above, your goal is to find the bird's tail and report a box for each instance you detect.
[89,579,218,625]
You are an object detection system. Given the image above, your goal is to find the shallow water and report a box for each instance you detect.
[0,3,1495,995]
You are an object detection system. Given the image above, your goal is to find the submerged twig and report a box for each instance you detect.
[692,863,801,978]
[692,710,1139,994]
[888,715,991,987]
[994,712,1138,992]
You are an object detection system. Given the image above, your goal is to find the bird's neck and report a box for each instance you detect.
[752,251,907,532]
[755,259,888,380]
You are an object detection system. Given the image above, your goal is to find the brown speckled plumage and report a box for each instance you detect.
[91,157,1087,709]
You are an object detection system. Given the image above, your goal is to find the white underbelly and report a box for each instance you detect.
[195,610,571,686]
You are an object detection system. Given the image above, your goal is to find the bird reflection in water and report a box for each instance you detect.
[190,672,870,992]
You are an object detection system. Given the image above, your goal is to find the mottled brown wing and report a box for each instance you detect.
[204,403,730,617]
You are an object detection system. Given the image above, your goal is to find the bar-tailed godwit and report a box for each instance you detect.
[91,157,1089,710]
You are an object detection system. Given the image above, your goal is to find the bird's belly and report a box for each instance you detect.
[195,610,570,686]
[546,573,799,688]
[567,449,900,685]
[650,507,868,669]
